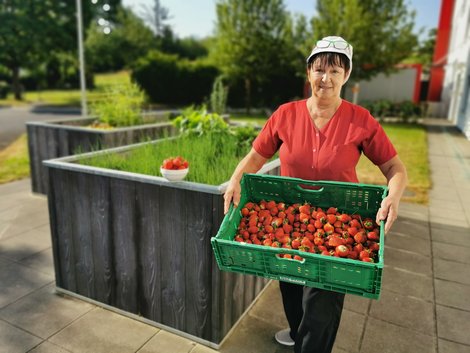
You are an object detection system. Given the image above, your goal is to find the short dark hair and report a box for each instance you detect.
[307,52,350,72]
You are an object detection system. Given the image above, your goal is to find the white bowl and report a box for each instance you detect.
[160,167,189,182]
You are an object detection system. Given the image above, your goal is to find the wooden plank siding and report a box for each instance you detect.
[27,119,176,195]
[46,161,280,344]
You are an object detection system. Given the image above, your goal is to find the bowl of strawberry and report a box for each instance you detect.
[160,156,189,181]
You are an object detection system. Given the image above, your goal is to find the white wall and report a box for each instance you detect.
[442,0,470,138]
[343,68,417,103]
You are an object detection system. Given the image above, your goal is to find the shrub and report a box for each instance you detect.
[90,83,146,127]
[131,50,219,105]
[361,99,422,122]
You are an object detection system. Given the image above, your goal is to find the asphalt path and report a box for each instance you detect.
[0,105,81,149]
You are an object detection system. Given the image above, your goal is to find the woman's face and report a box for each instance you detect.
[307,60,348,100]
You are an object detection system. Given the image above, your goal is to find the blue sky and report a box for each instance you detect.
[122,0,441,40]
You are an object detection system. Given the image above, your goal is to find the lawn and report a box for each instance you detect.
[0,71,131,107]
[0,134,30,184]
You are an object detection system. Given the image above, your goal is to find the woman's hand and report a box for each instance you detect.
[224,178,241,214]
[376,195,400,234]
[223,148,268,214]
[377,155,408,234]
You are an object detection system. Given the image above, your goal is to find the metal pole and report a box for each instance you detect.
[76,0,88,118]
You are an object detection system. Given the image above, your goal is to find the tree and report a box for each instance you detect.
[139,0,171,37]
[404,28,436,74]
[311,0,418,83]
[0,0,120,99]
[85,6,155,72]
[212,0,296,111]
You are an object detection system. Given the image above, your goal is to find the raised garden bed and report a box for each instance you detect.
[44,138,280,348]
[26,111,181,195]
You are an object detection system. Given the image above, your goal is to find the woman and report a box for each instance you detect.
[223,36,407,353]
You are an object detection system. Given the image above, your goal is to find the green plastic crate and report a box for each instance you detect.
[211,174,388,299]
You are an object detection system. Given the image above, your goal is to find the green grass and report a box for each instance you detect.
[0,71,131,107]
[81,132,252,185]
[230,112,269,126]
[0,134,30,184]
[357,123,430,204]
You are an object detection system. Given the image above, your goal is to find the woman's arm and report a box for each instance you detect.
[223,148,268,214]
[376,155,408,233]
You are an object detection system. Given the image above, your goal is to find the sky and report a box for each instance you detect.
[121,0,442,40]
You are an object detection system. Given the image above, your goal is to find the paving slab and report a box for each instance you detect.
[436,305,470,345]
[27,341,71,353]
[0,224,51,261]
[395,207,428,223]
[0,319,42,353]
[433,258,470,285]
[384,231,432,257]
[369,290,435,335]
[0,284,94,339]
[431,226,470,246]
[432,242,470,264]
[0,261,54,309]
[243,281,289,329]
[18,247,55,277]
[382,266,433,302]
[429,198,464,212]
[434,279,470,311]
[0,213,49,241]
[216,311,292,353]
[430,217,470,229]
[387,217,430,240]
[190,344,219,353]
[361,317,436,353]
[136,330,196,353]
[438,339,470,353]
[48,307,158,353]
[343,294,371,315]
[334,309,365,353]
[383,246,432,276]
[0,179,30,196]
[429,207,468,222]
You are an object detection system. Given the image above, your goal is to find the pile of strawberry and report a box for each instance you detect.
[234,200,380,263]
[161,156,189,170]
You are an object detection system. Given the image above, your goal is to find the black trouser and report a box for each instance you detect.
[279,281,345,353]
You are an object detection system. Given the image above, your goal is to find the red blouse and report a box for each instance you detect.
[252,99,397,183]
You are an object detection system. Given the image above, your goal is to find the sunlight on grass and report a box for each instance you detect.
[0,71,131,107]
[357,123,430,204]
[0,134,30,184]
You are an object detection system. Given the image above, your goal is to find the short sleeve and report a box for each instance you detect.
[362,115,397,166]
[252,109,283,159]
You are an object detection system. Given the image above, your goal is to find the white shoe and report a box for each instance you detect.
[275,328,295,347]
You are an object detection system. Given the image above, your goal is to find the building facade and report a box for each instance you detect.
[441,0,470,138]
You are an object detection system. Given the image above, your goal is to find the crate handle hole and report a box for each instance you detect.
[296,184,324,192]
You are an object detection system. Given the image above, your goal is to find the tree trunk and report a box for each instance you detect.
[11,66,23,101]
[244,78,251,114]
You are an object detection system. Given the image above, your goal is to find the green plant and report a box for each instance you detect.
[90,83,146,127]
[209,75,228,114]
[232,124,259,154]
[81,131,252,185]
[172,105,230,136]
